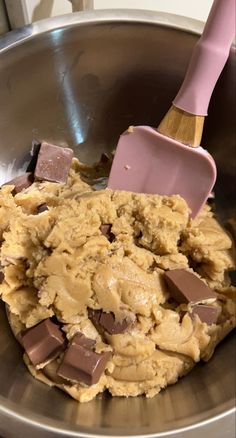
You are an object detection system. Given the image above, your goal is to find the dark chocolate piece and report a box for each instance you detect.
[26,140,41,172]
[57,334,111,386]
[229,271,236,287]
[190,304,220,325]
[88,308,102,326]
[21,318,66,366]
[99,224,115,242]
[37,203,49,214]
[3,172,34,195]
[164,269,217,304]
[88,308,132,335]
[0,271,4,284]
[34,142,73,184]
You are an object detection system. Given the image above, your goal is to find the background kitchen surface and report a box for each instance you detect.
[0,0,214,33]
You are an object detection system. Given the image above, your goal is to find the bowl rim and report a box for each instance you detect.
[0,393,235,437]
[0,9,235,437]
[0,8,205,53]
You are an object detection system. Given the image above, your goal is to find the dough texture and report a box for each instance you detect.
[0,158,235,402]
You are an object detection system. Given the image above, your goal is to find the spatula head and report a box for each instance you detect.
[108,126,217,218]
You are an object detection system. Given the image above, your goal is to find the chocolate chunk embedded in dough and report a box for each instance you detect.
[37,203,49,214]
[3,172,34,194]
[34,142,73,183]
[21,318,66,366]
[100,312,133,335]
[88,308,133,335]
[73,332,96,350]
[87,308,102,327]
[99,224,115,242]
[0,271,4,284]
[190,304,220,325]
[57,334,111,386]
[164,269,217,304]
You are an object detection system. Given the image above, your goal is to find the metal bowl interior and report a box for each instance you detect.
[0,10,235,438]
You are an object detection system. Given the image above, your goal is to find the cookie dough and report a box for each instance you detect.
[0,158,235,402]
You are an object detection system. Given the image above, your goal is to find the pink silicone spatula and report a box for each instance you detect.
[108,0,235,217]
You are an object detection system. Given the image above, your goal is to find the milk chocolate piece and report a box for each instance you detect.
[100,312,132,335]
[4,172,34,194]
[37,203,49,214]
[88,308,132,335]
[99,224,115,242]
[34,142,73,183]
[43,360,68,385]
[190,304,220,325]
[57,333,111,386]
[21,319,66,366]
[73,332,96,350]
[164,269,217,304]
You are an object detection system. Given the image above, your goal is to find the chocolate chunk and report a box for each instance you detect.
[26,140,41,172]
[100,312,132,335]
[34,142,73,184]
[0,271,4,284]
[164,269,217,304]
[229,271,236,286]
[37,203,49,214]
[21,318,66,366]
[100,224,115,242]
[88,308,132,335]
[100,224,111,236]
[88,308,102,326]
[73,332,96,350]
[3,172,34,195]
[57,334,111,386]
[43,360,68,385]
[190,305,220,325]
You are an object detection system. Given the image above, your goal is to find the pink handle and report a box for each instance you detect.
[173,0,236,116]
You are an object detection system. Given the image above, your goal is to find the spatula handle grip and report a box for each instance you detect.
[173,0,235,116]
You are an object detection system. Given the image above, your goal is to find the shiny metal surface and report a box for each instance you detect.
[0,10,235,438]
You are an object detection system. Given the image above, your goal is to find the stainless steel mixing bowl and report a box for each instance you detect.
[0,10,235,438]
